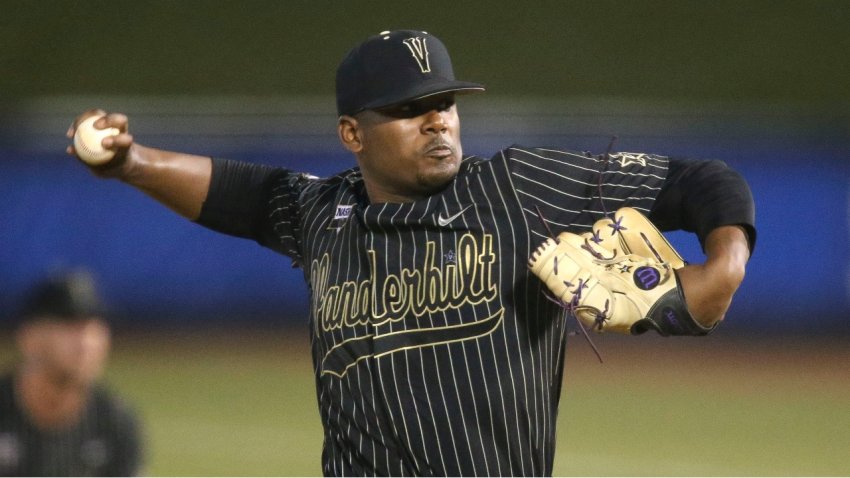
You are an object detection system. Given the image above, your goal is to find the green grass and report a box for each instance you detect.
[554,334,850,476]
[2,330,847,476]
[104,330,323,476]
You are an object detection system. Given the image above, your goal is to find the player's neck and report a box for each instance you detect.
[359,179,412,204]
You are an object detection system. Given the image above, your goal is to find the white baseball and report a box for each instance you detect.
[73,115,120,165]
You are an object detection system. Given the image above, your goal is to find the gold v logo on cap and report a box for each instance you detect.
[402,37,431,73]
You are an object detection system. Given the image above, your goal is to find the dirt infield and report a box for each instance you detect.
[563,330,849,392]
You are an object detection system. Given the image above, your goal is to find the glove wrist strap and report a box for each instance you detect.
[631,270,718,336]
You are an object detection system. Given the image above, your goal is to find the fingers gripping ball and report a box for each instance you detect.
[74,116,119,165]
[528,208,715,336]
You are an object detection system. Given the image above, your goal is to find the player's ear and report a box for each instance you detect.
[338,115,363,153]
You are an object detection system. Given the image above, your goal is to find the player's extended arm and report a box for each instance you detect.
[676,225,750,328]
[66,110,211,220]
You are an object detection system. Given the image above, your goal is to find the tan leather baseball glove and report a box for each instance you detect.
[528,207,715,336]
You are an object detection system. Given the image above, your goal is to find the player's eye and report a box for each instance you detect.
[376,96,454,119]
[376,103,417,118]
[436,99,455,112]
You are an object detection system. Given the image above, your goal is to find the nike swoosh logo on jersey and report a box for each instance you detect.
[437,205,471,226]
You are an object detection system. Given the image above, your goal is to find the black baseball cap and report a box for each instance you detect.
[17,270,107,325]
[336,30,485,116]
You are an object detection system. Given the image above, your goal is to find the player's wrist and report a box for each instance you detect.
[86,138,138,181]
[108,143,158,185]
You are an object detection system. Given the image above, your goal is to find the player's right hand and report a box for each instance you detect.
[66,109,135,178]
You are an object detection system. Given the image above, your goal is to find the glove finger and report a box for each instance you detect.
[530,233,617,330]
[531,235,591,296]
[562,231,618,262]
[597,208,685,268]
[587,217,623,255]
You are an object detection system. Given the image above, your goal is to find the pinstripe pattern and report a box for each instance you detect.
[258,145,668,476]
[0,373,142,476]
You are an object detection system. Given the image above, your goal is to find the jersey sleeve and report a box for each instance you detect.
[196,157,310,261]
[650,158,757,253]
[504,145,667,234]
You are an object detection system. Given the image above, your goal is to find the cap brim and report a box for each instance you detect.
[361,80,485,113]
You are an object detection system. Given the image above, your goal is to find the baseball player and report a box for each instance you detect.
[0,270,143,476]
[66,30,754,476]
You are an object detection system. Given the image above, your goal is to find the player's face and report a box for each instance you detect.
[346,94,463,203]
[18,317,111,388]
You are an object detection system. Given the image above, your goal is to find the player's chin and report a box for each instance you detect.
[416,161,460,192]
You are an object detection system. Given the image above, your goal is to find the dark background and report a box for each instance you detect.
[2,1,848,104]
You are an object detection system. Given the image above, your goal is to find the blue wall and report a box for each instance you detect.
[2,126,848,333]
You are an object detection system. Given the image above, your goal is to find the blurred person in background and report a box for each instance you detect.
[0,269,143,476]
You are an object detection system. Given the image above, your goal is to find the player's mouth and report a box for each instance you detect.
[424,142,455,160]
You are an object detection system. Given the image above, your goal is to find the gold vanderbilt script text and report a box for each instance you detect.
[311,233,497,332]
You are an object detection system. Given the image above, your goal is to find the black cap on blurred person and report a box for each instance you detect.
[18,270,107,326]
[336,29,485,116]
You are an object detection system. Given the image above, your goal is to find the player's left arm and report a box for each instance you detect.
[676,225,750,328]
[649,158,755,328]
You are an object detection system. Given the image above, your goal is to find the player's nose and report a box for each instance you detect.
[421,109,449,135]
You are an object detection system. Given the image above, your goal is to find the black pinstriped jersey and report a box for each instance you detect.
[202,145,673,476]
[0,373,142,476]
